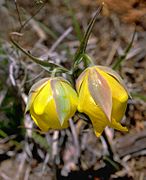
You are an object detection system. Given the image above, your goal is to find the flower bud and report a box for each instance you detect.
[76,66,129,137]
[25,77,78,131]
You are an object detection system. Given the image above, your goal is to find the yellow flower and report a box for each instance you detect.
[25,77,78,131]
[76,66,129,137]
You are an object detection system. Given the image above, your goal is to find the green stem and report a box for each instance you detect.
[82,54,94,67]
[10,33,68,73]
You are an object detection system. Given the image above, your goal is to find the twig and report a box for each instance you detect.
[69,118,80,159]
[15,152,27,180]
[42,153,50,174]
[49,27,73,53]
[0,135,16,144]
[0,89,7,106]
[52,131,59,159]
[29,19,47,42]
[24,166,31,180]
[9,56,17,86]
[106,41,120,65]
[52,131,59,180]
[102,130,114,158]
[19,0,48,32]
[14,0,22,28]
[0,172,12,180]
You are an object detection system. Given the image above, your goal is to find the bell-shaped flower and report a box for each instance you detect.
[76,66,129,137]
[25,77,78,132]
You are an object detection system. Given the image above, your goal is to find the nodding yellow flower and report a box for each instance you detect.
[25,77,78,132]
[76,66,129,137]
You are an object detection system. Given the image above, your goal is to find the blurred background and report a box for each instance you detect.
[0,0,146,179]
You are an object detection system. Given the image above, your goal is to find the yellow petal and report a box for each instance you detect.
[31,96,62,130]
[112,98,127,123]
[78,75,107,119]
[96,68,128,122]
[77,75,109,136]
[97,65,130,97]
[33,80,53,115]
[77,66,129,137]
[110,118,128,132]
[29,78,78,131]
[32,81,63,129]
[31,113,50,132]
[25,78,49,113]
[97,68,128,103]
[90,117,107,137]
[76,70,87,92]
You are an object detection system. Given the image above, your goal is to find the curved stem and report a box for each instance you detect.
[10,33,69,73]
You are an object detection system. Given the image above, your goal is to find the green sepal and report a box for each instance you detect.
[50,79,70,126]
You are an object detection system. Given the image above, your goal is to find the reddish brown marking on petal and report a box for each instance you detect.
[88,68,112,122]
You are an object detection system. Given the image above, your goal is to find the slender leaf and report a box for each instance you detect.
[112,28,136,70]
[10,33,68,73]
[73,5,103,64]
